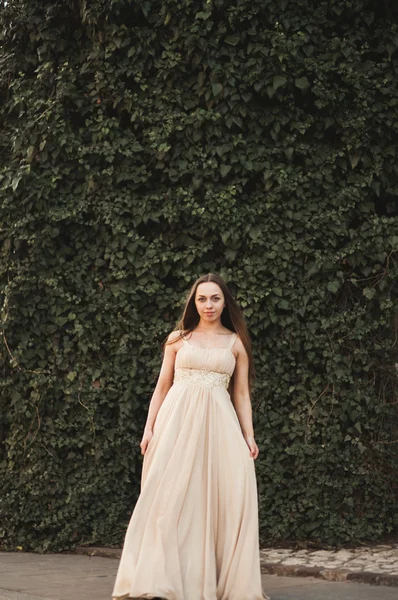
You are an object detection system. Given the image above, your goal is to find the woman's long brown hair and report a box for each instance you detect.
[163,273,255,393]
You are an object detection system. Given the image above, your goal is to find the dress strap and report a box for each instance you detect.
[227,332,238,350]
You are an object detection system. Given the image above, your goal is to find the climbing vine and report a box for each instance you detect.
[0,0,397,551]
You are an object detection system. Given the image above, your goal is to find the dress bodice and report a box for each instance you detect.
[173,333,237,389]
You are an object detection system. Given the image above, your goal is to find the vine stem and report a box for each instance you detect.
[1,330,51,375]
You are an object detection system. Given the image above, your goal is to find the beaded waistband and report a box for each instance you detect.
[173,367,230,389]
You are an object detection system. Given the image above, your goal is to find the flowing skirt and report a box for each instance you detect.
[111,381,268,600]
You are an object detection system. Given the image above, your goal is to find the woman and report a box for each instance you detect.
[112,273,269,600]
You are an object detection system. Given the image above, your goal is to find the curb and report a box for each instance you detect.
[75,546,121,560]
[260,562,398,588]
[74,546,398,588]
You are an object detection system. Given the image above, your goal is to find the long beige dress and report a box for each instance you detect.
[111,332,269,600]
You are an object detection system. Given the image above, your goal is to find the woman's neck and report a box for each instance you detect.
[194,320,227,334]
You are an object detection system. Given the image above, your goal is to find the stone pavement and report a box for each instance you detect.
[260,543,398,586]
[1,551,398,600]
[75,542,398,587]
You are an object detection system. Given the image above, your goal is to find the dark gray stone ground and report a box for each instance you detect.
[0,552,397,600]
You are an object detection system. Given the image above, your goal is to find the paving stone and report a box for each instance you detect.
[281,558,309,566]
[72,543,398,588]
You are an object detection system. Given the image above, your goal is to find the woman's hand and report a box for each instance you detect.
[245,435,259,459]
[140,429,154,456]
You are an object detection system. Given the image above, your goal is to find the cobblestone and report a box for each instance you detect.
[72,543,398,587]
[259,543,398,585]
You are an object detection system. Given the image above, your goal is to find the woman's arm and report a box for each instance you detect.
[140,330,181,455]
[144,330,181,431]
[231,336,259,459]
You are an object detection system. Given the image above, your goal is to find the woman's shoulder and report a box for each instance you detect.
[224,327,239,338]
[167,329,187,343]
[230,331,246,354]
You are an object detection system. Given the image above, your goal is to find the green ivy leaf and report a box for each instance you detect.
[277,299,290,310]
[327,281,340,293]
[273,75,287,91]
[196,10,211,19]
[295,76,310,90]
[224,34,240,46]
[363,288,376,300]
[212,83,223,96]
[220,164,231,177]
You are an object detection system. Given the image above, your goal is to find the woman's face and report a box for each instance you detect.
[194,282,225,322]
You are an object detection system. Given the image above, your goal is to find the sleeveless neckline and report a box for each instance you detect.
[181,332,237,356]
[177,344,237,362]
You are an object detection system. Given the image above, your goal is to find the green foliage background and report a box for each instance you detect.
[0,0,397,552]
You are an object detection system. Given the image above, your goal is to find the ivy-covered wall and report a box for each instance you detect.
[0,0,397,552]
